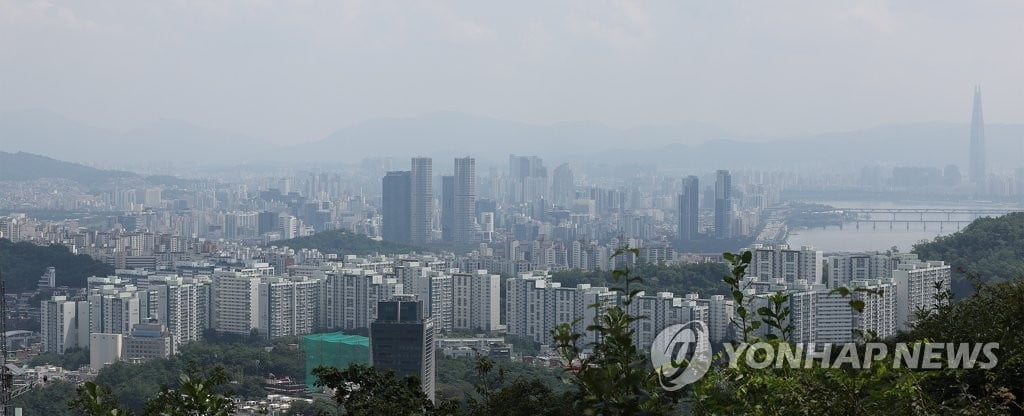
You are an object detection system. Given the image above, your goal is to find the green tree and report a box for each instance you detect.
[691,251,1012,415]
[12,380,77,416]
[313,364,460,416]
[464,357,570,416]
[913,212,1024,296]
[141,367,236,416]
[551,247,684,415]
[69,382,133,416]
[285,399,341,416]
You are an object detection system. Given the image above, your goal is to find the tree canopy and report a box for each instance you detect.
[0,238,114,291]
[913,212,1024,296]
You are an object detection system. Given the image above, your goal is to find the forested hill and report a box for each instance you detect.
[269,229,424,256]
[0,151,136,185]
[913,212,1024,296]
[0,238,114,292]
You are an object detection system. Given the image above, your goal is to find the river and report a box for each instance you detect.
[784,200,1022,252]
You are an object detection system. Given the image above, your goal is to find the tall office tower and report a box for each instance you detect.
[678,176,699,246]
[453,157,477,243]
[278,214,299,239]
[969,86,986,187]
[224,212,240,239]
[441,175,455,242]
[40,295,89,353]
[382,171,412,243]
[410,157,433,244]
[551,163,575,208]
[237,212,259,239]
[714,170,732,239]
[371,298,436,401]
[509,155,548,204]
[257,211,279,235]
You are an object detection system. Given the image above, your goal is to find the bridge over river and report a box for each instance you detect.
[830,207,1023,231]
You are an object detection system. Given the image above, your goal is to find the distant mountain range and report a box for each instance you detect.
[0,109,273,166]
[0,151,137,185]
[0,151,199,189]
[2,109,1023,171]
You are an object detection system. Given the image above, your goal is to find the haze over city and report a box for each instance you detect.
[2,1,1023,161]
[2,2,1024,415]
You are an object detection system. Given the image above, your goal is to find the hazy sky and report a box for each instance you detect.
[1,0,1022,145]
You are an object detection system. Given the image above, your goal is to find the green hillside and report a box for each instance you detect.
[913,212,1024,296]
[0,238,114,292]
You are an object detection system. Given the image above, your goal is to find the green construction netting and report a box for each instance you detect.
[303,332,371,388]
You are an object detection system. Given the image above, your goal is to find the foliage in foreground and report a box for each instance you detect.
[313,359,573,416]
[15,336,302,415]
[690,251,1021,415]
[70,367,235,416]
[552,247,685,414]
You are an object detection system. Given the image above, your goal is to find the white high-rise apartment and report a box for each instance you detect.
[88,289,141,336]
[851,278,898,340]
[452,270,500,332]
[212,271,261,335]
[150,275,211,347]
[685,293,734,343]
[257,276,321,338]
[393,262,453,332]
[750,278,897,344]
[893,260,951,330]
[628,292,709,351]
[748,244,823,284]
[41,295,89,353]
[827,251,932,286]
[506,272,615,346]
[827,252,894,288]
[325,269,402,330]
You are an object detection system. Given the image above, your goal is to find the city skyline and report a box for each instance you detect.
[2,2,1022,146]
[1,2,1022,413]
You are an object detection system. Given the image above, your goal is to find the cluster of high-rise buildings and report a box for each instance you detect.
[37,253,501,366]
[738,245,950,342]
[384,157,480,245]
